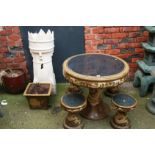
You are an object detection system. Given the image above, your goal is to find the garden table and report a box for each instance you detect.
[63,53,129,120]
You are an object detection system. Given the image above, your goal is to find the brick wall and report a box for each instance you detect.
[84,26,149,79]
[0,26,150,81]
[0,26,29,80]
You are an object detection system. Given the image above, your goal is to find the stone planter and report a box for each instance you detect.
[23,83,52,109]
[1,69,26,94]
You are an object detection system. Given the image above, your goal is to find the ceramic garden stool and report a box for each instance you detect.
[110,94,137,129]
[61,93,87,129]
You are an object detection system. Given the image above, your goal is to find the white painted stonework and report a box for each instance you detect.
[28,29,56,94]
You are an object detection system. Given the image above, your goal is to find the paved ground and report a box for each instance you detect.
[0,82,155,129]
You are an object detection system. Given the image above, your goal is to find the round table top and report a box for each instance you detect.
[63,53,129,88]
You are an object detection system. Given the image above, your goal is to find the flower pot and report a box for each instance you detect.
[23,83,52,109]
[2,69,26,94]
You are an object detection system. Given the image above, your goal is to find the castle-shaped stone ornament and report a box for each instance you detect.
[28,29,56,94]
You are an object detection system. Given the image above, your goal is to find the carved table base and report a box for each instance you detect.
[81,88,109,120]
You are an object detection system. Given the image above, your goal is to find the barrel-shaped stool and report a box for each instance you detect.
[61,93,87,129]
[110,94,137,129]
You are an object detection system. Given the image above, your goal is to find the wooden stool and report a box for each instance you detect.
[61,93,87,129]
[110,94,137,129]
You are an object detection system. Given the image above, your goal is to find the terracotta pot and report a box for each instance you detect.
[23,83,52,109]
[2,69,26,94]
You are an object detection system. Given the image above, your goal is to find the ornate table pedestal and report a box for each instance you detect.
[81,88,109,120]
[63,53,129,120]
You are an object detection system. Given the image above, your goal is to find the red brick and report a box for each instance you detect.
[120,26,140,32]
[86,50,95,53]
[128,32,141,38]
[85,45,96,51]
[129,63,138,68]
[91,28,98,34]
[20,61,27,68]
[132,58,139,63]
[95,50,108,54]
[109,49,120,55]
[0,41,7,47]
[0,30,6,35]
[12,27,20,33]
[128,43,141,48]
[8,34,21,41]
[103,39,120,44]
[85,34,95,40]
[143,31,149,37]
[128,72,135,79]
[118,43,141,48]
[129,68,137,73]
[0,63,7,69]
[104,27,120,33]
[7,63,20,68]
[84,29,91,34]
[118,43,129,48]
[136,37,147,42]
[117,53,132,59]
[0,47,8,53]
[13,57,25,63]
[14,40,23,47]
[5,29,13,35]
[7,41,16,47]
[85,26,91,30]
[135,48,144,53]
[91,40,103,45]
[92,27,104,34]
[0,53,4,58]
[85,40,92,45]
[3,58,14,63]
[5,26,14,30]
[96,34,112,39]
[139,53,144,58]
[0,36,7,42]
[111,33,128,39]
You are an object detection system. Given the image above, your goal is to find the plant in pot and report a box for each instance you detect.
[23,83,52,109]
[0,68,26,94]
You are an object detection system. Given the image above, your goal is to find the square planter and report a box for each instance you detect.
[24,83,52,109]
